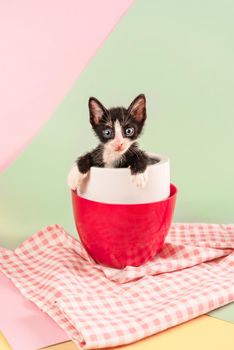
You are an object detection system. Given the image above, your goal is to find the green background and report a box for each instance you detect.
[1,0,234,249]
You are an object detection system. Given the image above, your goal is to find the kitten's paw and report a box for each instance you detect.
[131,170,148,188]
[67,164,88,192]
[67,164,79,190]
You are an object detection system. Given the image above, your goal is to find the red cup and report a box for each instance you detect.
[72,184,177,268]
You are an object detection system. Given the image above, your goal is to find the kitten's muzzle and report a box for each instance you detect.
[114,143,124,152]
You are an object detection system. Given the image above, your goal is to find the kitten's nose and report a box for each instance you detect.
[114,143,124,151]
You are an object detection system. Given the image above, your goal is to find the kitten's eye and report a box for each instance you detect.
[102,128,112,138]
[125,127,134,137]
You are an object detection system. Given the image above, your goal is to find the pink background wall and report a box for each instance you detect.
[0,0,133,172]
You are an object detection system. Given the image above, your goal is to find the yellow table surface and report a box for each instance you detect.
[39,315,234,350]
[0,331,13,350]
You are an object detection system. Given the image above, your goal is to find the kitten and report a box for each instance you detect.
[67,94,154,192]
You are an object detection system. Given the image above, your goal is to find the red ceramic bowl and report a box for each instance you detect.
[72,184,177,268]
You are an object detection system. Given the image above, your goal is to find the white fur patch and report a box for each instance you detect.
[114,120,123,142]
[131,169,148,188]
[103,120,133,167]
[67,163,88,193]
[103,146,122,167]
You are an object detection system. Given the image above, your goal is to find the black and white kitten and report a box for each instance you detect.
[67,94,154,192]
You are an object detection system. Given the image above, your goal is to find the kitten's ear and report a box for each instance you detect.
[89,97,107,125]
[127,94,146,122]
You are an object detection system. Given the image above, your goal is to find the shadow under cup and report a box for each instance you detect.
[72,184,177,269]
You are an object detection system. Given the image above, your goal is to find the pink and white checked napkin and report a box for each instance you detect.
[1,223,234,349]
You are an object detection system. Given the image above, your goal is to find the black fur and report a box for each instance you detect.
[77,142,151,175]
[89,106,145,144]
[77,145,104,174]
[76,94,155,175]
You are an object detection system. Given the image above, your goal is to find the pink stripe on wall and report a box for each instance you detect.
[0,0,133,172]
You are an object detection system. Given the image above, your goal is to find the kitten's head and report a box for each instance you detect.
[88,94,147,155]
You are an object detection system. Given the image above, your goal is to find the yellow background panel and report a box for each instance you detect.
[40,315,234,350]
[0,331,13,350]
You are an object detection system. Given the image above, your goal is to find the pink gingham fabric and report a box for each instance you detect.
[1,223,234,349]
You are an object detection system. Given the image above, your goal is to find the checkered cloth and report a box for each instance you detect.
[1,223,234,349]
